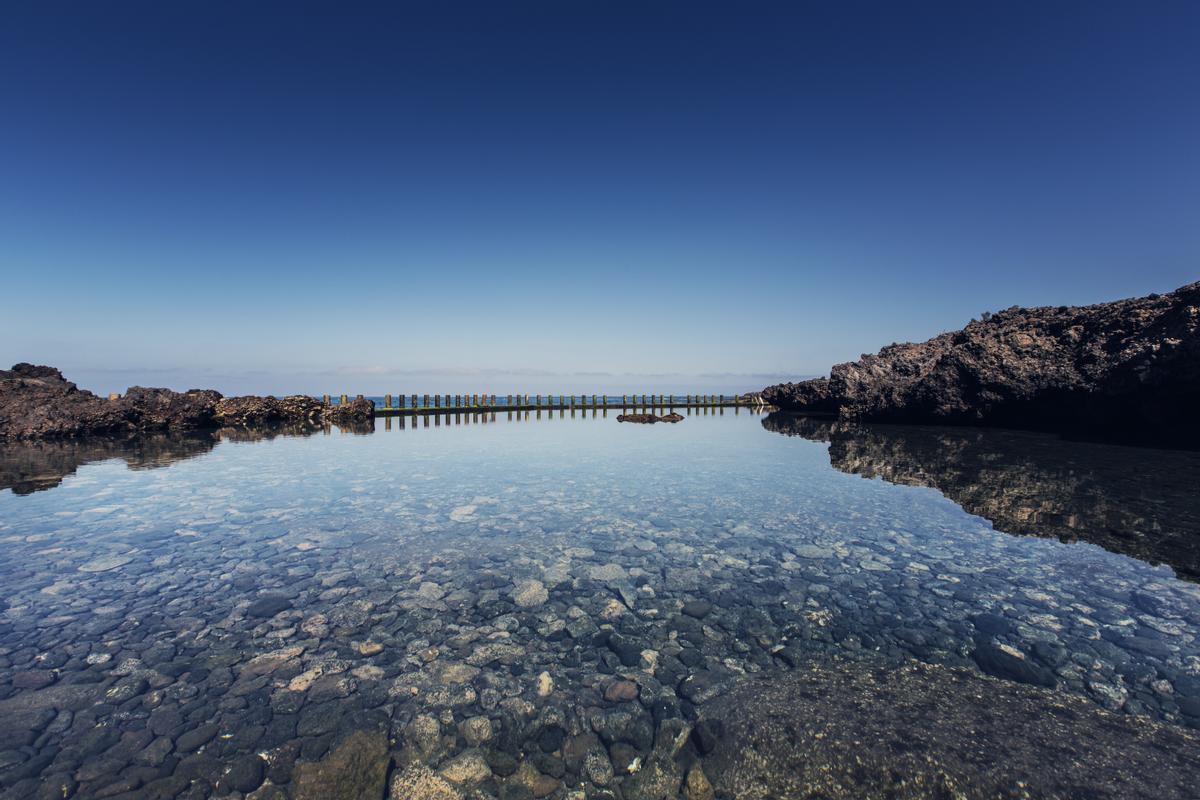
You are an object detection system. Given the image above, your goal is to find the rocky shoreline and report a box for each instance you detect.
[762,281,1200,445]
[0,364,374,441]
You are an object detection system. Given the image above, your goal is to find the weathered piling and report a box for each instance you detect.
[369,390,751,416]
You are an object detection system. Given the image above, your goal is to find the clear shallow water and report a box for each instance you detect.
[1,409,1199,799]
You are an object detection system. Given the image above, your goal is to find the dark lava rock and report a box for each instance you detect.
[291,729,390,800]
[0,363,376,441]
[681,600,713,619]
[616,412,684,424]
[607,634,643,667]
[971,642,1056,688]
[0,364,221,440]
[219,754,266,793]
[691,718,724,754]
[761,281,1200,445]
[678,669,734,705]
[246,595,293,618]
[175,722,219,752]
[971,613,1013,637]
[702,659,1200,800]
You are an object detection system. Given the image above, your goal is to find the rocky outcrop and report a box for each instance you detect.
[0,364,223,439]
[762,414,1200,581]
[763,281,1200,445]
[214,395,326,426]
[0,363,376,440]
[324,396,376,425]
[617,412,684,424]
[702,658,1200,800]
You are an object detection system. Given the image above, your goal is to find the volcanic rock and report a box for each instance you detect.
[1,363,376,440]
[762,281,1200,445]
[617,413,684,424]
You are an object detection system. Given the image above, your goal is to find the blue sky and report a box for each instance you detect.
[1,1,1197,395]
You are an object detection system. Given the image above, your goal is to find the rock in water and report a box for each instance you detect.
[702,659,1200,800]
[292,730,390,800]
[617,412,684,424]
[762,281,1200,445]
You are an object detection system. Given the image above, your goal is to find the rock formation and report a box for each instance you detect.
[702,658,1200,800]
[762,413,1200,581]
[0,363,375,440]
[763,281,1200,445]
[617,412,684,424]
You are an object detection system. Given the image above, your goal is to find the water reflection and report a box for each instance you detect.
[762,413,1200,581]
[0,421,375,495]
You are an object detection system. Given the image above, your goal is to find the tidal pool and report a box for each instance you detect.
[1,408,1199,799]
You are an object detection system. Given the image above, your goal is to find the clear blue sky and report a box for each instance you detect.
[1,1,1196,396]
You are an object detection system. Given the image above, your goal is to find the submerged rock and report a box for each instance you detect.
[762,281,1200,445]
[292,730,390,800]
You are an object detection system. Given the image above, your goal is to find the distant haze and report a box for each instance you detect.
[2,2,1196,396]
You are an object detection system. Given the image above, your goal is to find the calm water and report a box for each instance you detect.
[2,408,1200,799]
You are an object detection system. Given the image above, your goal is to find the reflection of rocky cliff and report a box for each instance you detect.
[0,421,374,495]
[763,412,1200,581]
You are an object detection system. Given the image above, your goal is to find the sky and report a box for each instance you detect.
[1,1,1197,396]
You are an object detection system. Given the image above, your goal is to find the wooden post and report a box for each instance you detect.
[323,394,330,406]
[356,394,364,401]
[385,394,392,409]
[108,392,119,401]
[536,394,541,406]
[340,394,348,405]
[411,394,417,409]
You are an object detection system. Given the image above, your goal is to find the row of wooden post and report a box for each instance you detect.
[382,404,742,430]
[338,393,737,410]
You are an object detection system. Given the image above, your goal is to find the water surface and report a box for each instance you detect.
[2,408,1199,798]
